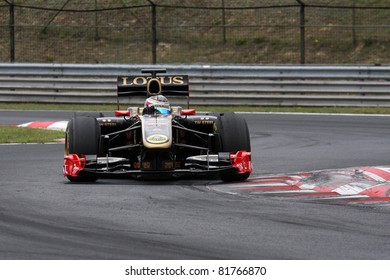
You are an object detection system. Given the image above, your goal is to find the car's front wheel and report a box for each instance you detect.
[65,115,100,182]
[215,112,251,182]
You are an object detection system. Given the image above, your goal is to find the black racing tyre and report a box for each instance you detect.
[65,116,100,182]
[215,112,251,182]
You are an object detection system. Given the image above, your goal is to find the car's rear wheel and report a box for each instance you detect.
[214,112,251,182]
[65,116,100,182]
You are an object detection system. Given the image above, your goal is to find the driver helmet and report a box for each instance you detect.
[144,95,171,114]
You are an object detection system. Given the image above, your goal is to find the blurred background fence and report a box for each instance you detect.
[1,0,390,65]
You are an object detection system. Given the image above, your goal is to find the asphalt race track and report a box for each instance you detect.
[0,110,390,259]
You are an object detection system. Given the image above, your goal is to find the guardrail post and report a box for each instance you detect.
[9,0,15,62]
[296,0,305,64]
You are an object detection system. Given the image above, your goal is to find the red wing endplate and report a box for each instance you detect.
[231,151,252,174]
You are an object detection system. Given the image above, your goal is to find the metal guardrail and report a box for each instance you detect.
[0,63,390,107]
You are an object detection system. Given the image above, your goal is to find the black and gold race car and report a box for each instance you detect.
[64,69,252,182]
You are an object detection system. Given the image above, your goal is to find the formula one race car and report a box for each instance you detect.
[63,69,252,182]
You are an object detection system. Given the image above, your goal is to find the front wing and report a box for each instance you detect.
[64,151,252,179]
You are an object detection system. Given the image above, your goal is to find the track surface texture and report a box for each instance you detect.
[0,110,390,259]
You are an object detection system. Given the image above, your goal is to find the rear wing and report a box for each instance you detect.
[117,72,189,108]
[117,75,189,97]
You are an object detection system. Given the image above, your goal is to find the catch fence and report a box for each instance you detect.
[1,0,390,64]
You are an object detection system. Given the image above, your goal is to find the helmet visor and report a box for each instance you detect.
[155,107,171,114]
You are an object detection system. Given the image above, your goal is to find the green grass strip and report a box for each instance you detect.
[0,126,65,144]
[1,102,390,114]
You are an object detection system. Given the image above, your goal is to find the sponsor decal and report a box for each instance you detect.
[120,76,185,86]
[147,134,168,144]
